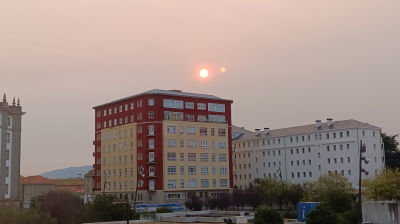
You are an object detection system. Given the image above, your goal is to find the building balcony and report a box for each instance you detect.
[148,172,156,178]
[147,131,155,137]
[147,159,156,165]
[147,145,156,151]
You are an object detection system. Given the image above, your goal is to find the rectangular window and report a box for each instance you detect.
[220,166,227,174]
[211,141,215,148]
[181,180,184,188]
[167,126,176,134]
[209,115,226,123]
[188,140,196,148]
[168,180,177,188]
[219,154,227,162]
[212,153,216,162]
[200,140,208,148]
[218,129,226,136]
[167,139,176,147]
[200,127,208,135]
[220,179,228,187]
[347,144,350,150]
[188,127,196,135]
[200,153,208,161]
[148,112,154,119]
[201,179,209,188]
[180,139,184,148]
[201,166,209,174]
[188,180,197,188]
[180,153,184,161]
[167,166,176,174]
[188,153,196,161]
[180,166,184,174]
[180,126,184,134]
[198,103,206,110]
[185,102,194,109]
[197,115,207,122]
[212,166,216,174]
[148,99,154,106]
[167,152,176,161]
[185,114,195,121]
[188,166,197,174]
[163,99,183,109]
[219,141,227,149]
[164,111,183,121]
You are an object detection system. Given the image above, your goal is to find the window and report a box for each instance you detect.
[180,126,184,134]
[198,103,206,110]
[200,153,208,161]
[188,180,197,188]
[201,180,209,188]
[347,144,350,150]
[180,166,184,174]
[167,152,176,161]
[180,139,184,148]
[348,157,351,163]
[197,115,207,122]
[334,158,337,163]
[131,115,134,122]
[218,129,226,136]
[188,166,196,174]
[168,180,177,188]
[164,111,183,121]
[220,179,228,187]
[167,139,176,147]
[188,140,196,148]
[341,157,344,163]
[309,160,311,165]
[148,112,154,119]
[212,166,216,174]
[185,114,195,121]
[185,102,194,109]
[219,141,227,149]
[163,99,183,109]
[148,99,154,106]
[290,149,293,154]
[199,127,208,135]
[328,158,330,164]
[181,180,184,188]
[201,166,209,174]
[130,103,134,109]
[211,141,215,148]
[318,165,321,170]
[188,127,196,135]
[220,166,227,174]
[346,131,350,137]
[167,166,176,174]
[209,115,226,123]
[188,153,196,161]
[6,133,10,143]
[212,153,216,162]
[219,154,227,162]
[348,170,351,176]
[200,140,208,148]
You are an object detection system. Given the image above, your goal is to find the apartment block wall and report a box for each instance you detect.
[233,125,384,189]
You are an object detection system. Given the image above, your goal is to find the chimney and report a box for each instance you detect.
[327,118,333,127]
[264,128,270,135]
[316,120,321,128]
[255,129,260,135]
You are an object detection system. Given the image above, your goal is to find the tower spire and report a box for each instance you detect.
[17,98,20,106]
[12,97,16,106]
[3,93,6,102]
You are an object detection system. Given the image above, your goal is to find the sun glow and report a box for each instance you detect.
[200,69,208,78]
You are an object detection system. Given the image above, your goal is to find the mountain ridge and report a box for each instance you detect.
[40,165,93,179]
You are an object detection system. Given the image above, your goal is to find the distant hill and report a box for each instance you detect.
[40,165,93,179]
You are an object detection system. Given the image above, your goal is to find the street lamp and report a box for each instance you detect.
[113,201,131,224]
[359,141,370,224]
[276,167,287,215]
[133,166,145,216]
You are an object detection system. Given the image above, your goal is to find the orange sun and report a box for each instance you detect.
[200,69,208,78]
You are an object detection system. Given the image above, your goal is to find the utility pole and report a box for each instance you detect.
[359,140,370,224]
[133,166,145,216]
[276,167,287,215]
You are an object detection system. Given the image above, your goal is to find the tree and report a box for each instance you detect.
[306,203,339,224]
[232,187,246,210]
[40,191,82,224]
[382,132,399,152]
[256,178,280,207]
[286,183,303,210]
[184,193,203,211]
[76,194,132,224]
[363,168,400,201]
[216,193,232,211]
[205,196,219,210]
[252,206,283,224]
[247,181,263,210]
[0,205,56,224]
[306,173,354,213]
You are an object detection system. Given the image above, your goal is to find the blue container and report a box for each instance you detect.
[297,202,320,222]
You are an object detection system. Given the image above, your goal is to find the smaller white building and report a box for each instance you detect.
[232,119,384,189]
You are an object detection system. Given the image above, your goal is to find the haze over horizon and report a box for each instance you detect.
[1,1,399,176]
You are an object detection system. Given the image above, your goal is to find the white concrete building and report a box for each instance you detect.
[232,119,385,189]
[0,94,25,202]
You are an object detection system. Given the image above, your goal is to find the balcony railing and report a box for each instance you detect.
[147,131,155,136]
[149,185,155,191]
[147,159,156,164]
[148,172,155,178]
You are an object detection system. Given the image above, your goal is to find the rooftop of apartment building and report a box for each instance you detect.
[84,169,95,178]
[20,175,54,185]
[232,125,251,134]
[233,119,380,141]
[51,178,84,186]
[93,89,233,109]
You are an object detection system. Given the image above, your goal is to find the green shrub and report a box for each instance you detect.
[306,203,339,224]
[155,207,173,213]
[252,206,284,224]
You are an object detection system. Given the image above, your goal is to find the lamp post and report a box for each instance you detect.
[113,201,131,224]
[359,140,370,224]
[276,167,287,214]
[133,166,145,216]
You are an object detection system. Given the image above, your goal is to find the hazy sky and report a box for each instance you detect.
[1,1,399,176]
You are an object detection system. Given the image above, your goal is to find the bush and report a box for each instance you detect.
[338,203,359,224]
[155,207,173,213]
[252,206,284,224]
[0,205,55,224]
[306,204,339,224]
